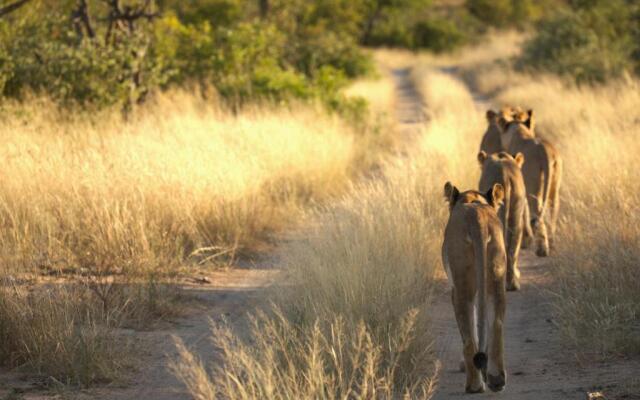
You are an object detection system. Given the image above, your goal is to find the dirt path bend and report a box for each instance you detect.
[430,72,640,400]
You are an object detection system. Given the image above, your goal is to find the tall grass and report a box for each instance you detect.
[172,68,483,399]
[0,282,130,386]
[463,49,640,356]
[0,89,392,386]
[0,92,364,276]
[171,309,439,400]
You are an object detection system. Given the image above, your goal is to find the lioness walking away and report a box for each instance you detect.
[442,182,508,393]
[477,151,531,291]
[499,110,562,256]
[479,107,520,154]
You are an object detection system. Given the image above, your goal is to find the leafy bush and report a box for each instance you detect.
[466,0,552,28]
[0,1,373,110]
[413,18,466,53]
[1,7,170,108]
[466,0,513,27]
[520,1,637,83]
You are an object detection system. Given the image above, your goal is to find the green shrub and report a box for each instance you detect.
[1,10,170,108]
[158,0,244,25]
[520,1,635,83]
[0,1,373,109]
[466,0,553,28]
[413,18,466,53]
[466,0,513,27]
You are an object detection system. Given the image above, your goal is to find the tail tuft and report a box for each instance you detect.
[473,352,488,370]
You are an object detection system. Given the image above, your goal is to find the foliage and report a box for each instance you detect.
[413,18,466,53]
[520,0,638,83]
[0,3,170,108]
[0,0,373,109]
[466,0,553,28]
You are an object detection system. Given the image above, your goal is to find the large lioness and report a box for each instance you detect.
[478,151,532,291]
[499,110,562,256]
[442,182,507,393]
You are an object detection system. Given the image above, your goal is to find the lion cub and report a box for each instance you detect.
[477,151,532,291]
[442,182,507,393]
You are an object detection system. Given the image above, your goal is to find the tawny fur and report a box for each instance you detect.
[480,107,521,154]
[478,151,531,291]
[442,182,508,393]
[499,111,562,256]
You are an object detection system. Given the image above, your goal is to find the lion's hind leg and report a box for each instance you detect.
[452,286,485,393]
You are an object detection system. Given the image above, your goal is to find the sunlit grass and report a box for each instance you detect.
[0,92,363,276]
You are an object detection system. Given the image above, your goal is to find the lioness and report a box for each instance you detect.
[478,151,531,291]
[499,110,562,256]
[480,107,523,154]
[442,182,507,393]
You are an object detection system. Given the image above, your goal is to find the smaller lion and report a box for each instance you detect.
[442,182,507,393]
[478,151,532,291]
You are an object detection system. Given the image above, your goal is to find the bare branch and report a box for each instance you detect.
[0,0,32,18]
[72,0,95,40]
[102,0,159,42]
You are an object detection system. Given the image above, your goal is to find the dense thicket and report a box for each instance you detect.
[1,0,638,110]
[0,0,377,109]
[520,0,640,83]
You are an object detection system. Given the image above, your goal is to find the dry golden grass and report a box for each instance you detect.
[171,309,439,400]
[0,89,394,386]
[496,78,640,356]
[0,282,131,386]
[0,92,363,277]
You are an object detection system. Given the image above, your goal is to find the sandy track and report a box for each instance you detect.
[91,269,279,400]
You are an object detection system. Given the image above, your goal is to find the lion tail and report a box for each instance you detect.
[466,209,489,373]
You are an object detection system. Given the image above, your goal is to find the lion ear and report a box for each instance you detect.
[444,181,460,207]
[514,152,525,168]
[477,151,488,165]
[486,183,504,209]
[525,109,535,131]
[486,110,497,122]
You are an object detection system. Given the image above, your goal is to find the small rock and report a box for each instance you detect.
[587,391,606,400]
